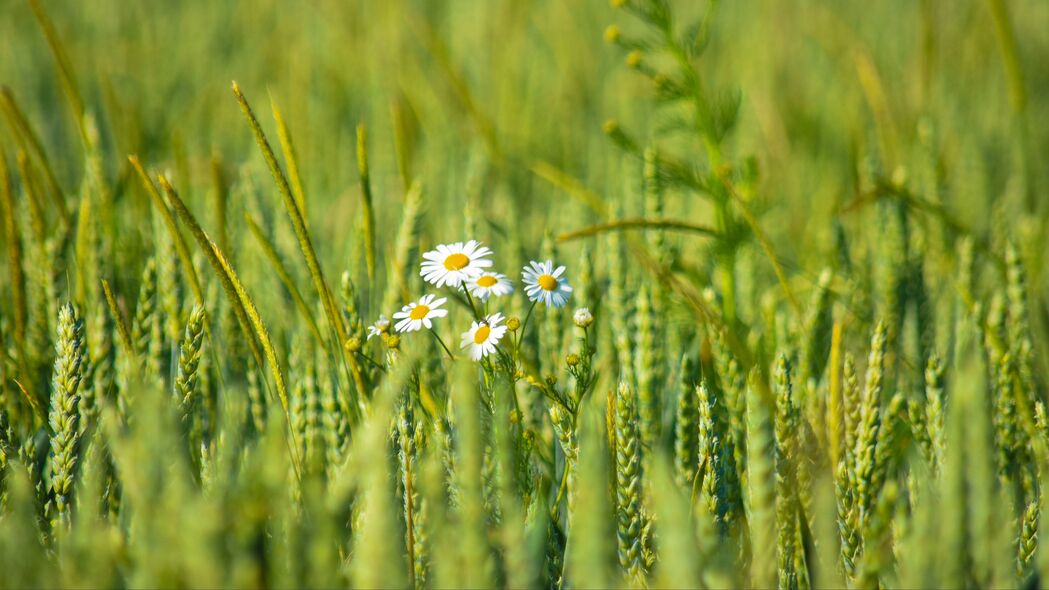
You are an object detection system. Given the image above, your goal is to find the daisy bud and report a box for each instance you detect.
[545,374,558,387]
[626,51,642,69]
[507,317,522,331]
[573,307,594,328]
[344,337,362,353]
[514,369,525,380]
[566,353,580,367]
[610,0,627,7]
[604,25,621,44]
[384,334,401,350]
[509,409,521,424]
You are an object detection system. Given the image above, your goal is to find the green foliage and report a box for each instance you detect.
[2,0,1049,587]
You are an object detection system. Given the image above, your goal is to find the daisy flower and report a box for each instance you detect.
[466,271,513,300]
[420,240,493,288]
[522,260,573,308]
[393,294,448,333]
[460,312,509,361]
[366,315,390,339]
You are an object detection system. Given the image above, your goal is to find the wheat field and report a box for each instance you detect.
[1,0,1048,588]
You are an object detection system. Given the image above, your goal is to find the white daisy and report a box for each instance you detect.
[522,260,573,308]
[460,312,509,361]
[366,315,390,339]
[393,294,448,333]
[466,271,513,300]
[420,240,493,288]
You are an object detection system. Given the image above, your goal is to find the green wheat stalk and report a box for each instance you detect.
[175,305,205,423]
[673,355,697,488]
[231,83,367,418]
[773,355,800,590]
[613,381,646,581]
[48,303,86,529]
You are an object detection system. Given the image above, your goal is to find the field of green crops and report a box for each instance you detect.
[1,0,1048,587]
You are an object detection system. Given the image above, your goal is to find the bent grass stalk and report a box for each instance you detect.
[232,82,367,420]
[356,123,377,284]
[0,147,28,359]
[158,174,303,477]
[243,213,324,343]
[269,94,307,218]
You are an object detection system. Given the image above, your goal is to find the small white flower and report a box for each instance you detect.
[393,294,448,333]
[522,260,573,308]
[420,240,493,288]
[573,307,593,328]
[367,315,390,340]
[460,312,509,361]
[466,271,513,300]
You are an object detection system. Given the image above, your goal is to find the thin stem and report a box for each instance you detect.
[462,285,482,320]
[430,330,456,360]
[550,456,572,521]
[358,351,387,372]
[518,300,538,349]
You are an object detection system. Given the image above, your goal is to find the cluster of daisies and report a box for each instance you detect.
[365,240,578,361]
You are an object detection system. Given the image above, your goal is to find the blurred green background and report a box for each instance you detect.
[1,0,1047,327]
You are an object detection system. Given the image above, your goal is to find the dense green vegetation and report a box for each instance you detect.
[1,0,1048,587]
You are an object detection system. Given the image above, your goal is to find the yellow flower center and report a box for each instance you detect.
[409,305,430,320]
[474,325,491,344]
[444,253,470,271]
[538,274,558,291]
[476,275,498,287]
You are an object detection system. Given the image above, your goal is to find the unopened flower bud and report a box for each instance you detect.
[573,307,593,328]
[549,404,565,424]
[507,316,521,331]
[626,50,642,69]
[344,337,362,353]
[604,25,621,44]
[384,334,401,350]
[509,409,522,424]
[566,353,580,367]
[545,374,558,387]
